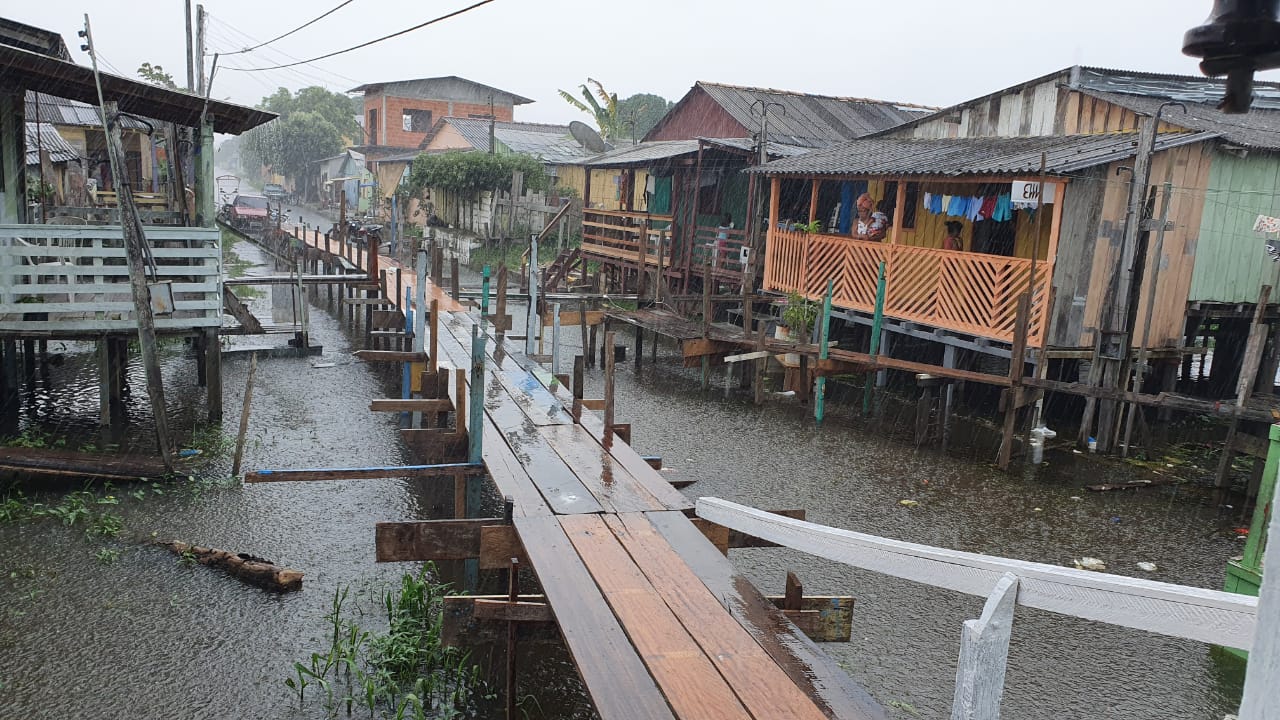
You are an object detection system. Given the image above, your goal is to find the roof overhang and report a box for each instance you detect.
[0,44,276,134]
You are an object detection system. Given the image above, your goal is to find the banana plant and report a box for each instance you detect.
[558,78,621,141]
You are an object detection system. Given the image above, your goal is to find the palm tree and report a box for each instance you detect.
[558,78,621,142]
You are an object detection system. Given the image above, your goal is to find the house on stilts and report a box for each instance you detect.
[0,17,274,434]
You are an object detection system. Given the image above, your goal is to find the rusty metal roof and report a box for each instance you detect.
[24,122,78,164]
[753,131,1218,177]
[693,82,933,148]
[1,44,275,134]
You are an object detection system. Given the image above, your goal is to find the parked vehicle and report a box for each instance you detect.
[225,193,270,233]
[262,183,287,203]
[344,216,383,250]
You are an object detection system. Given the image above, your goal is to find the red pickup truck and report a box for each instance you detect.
[225,193,270,232]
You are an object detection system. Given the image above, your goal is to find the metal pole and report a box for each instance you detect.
[526,233,539,356]
[401,284,413,428]
[184,0,194,92]
[863,261,887,416]
[815,278,834,425]
[412,250,428,428]
[195,4,206,97]
[552,302,562,375]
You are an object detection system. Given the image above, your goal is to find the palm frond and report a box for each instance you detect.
[558,89,590,114]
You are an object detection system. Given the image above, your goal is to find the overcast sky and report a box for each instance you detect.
[14,0,1280,125]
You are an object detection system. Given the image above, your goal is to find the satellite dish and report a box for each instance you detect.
[570,121,607,153]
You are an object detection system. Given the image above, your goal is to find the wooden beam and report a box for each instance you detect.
[375,518,500,563]
[473,599,555,623]
[245,462,482,483]
[369,398,454,413]
[682,338,740,359]
[479,524,529,569]
[764,595,855,643]
[355,350,429,363]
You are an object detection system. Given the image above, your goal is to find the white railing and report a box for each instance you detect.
[696,496,1269,720]
[0,224,222,333]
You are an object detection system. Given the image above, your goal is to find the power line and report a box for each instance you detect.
[207,15,364,86]
[219,0,357,56]
[222,0,496,72]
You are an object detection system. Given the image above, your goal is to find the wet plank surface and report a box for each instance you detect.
[561,514,753,720]
[647,511,888,720]
[608,513,831,720]
[539,424,669,514]
[514,514,676,720]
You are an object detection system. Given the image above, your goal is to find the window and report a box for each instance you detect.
[402,109,432,133]
[368,109,378,144]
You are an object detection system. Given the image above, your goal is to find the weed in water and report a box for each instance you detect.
[178,550,198,567]
[94,547,120,565]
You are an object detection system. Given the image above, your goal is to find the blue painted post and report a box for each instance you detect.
[468,325,485,463]
[400,285,413,428]
[814,278,834,425]
[480,265,491,325]
[863,261,887,416]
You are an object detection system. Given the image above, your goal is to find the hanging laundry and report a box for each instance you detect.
[993,193,1013,222]
[927,192,944,215]
[979,195,997,221]
[947,195,967,216]
[966,196,984,222]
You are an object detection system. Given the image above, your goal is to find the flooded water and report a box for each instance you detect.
[0,242,1248,720]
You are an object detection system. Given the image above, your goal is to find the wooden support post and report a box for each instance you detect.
[496,265,510,335]
[588,314,599,370]
[863,261,887,416]
[572,355,584,423]
[604,330,616,445]
[942,345,957,450]
[951,573,1019,720]
[998,295,1031,470]
[468,325,485,463]
[450,258,461,301]
[815,278,834,425]
[1216,285,1273,491]
[429,299,440,376]
[505,555,521,719]
[552,303,562,376]
[635,324,644,372]
[231,353,258,477]
[480,265,491,326]
[205,328,222,422]
[578,299,589,366]
[754,323,767,405]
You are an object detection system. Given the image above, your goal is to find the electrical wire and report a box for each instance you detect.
[205,17,364,87]
[222,0,496,72]
[218,0,357,55]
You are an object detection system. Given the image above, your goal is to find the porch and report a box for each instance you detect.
[0,224,222,334]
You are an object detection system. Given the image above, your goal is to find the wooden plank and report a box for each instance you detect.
[765,596,855,643]
[952,573,1019,720]
[374,518,499,562]
[682,338,741,359]
[513,514,676,720]
[580,398,606,411]
[539,423,666,513]
[441,594,560,646]
[473,599,555,623]
[648,511,887,720]
[341,296,394,305]
[697,497,1260,650]
[724,350,771,363]
[542,310,603,327]
[354,350,429,363]
[244,462,482,483]
[560,514,753,720]
[607,513,831,720]
[369,398,454,413]
[689,518,730,554]
[479,524,529,569]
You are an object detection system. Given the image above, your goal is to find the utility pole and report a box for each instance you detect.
[82,16,175,472]
[488,94,495,154]
[195,4,206,97]
[184,0,194,92]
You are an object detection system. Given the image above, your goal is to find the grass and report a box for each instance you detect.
[221,231,264,300]
[285,565,489,719]
[467,238,576,274]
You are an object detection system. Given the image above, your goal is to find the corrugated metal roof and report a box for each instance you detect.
[25,90,149,129]
[754,131,1218,177]
[1076,66,1280,110]
[1078,89,1280,150]
[349,76,534,104]
[24,121,78,164]
[695,82,933,148]
[580,140,702,167]
[697,136,810,158]
[441,117,594,164]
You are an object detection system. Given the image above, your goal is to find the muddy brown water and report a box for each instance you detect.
[0,244,1247,719]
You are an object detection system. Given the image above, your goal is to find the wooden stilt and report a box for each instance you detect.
[205,328,222,422]
[604,330,616,445]
[997,295,1031,470]
[1216,286,1273,492]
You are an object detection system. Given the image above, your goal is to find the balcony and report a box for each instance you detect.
[580,209,674,270]
[764,228,1052,347]
[0,224,222,334]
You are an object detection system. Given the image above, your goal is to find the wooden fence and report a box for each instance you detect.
[697,496,1266,720]
[765,227,1052,347]
[580,209,673,268]
[0,224,222,333]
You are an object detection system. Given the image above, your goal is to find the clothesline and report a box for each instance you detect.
[922,191,1042,223]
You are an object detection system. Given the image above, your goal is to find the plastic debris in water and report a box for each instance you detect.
[1073,557,1107,571]
[177,448,202,458]
[898,499,919,508]
[1033,507,1043,512]
[1069,496,1082,501]
[1137,562,1158,572]
[1235,527,1250,536]
[1110,516,1122,523]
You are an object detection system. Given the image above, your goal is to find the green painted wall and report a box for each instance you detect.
[1192,150,1280,302]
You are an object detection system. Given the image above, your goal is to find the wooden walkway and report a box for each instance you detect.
[424,309,883,719]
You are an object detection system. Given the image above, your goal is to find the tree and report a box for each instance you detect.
[558,78,620,142]
[273,112,343,179]
[617,93,674,141]
[408,151,547,199]
[137,62,178,89]
[257,86,360,141]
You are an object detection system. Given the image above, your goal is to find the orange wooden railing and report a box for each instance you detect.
[581,209,673,268]
[765,228,1052,347]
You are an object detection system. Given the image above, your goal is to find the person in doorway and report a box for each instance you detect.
[851,193,888,242]
[714,213,733,267]
[942,220,964,251]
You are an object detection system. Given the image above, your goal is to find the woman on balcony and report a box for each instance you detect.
[851,193,888,242]
[943,220,964,251]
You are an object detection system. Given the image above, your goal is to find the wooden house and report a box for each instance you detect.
[756,66,1280,382]
[0,17,274,427]
[569,82,931,294]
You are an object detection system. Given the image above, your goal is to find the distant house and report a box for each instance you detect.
[350,76,533,151]
[420,117,594,184]
[24,121,80,205]
[565,81,931,293]
[25,91,158,194]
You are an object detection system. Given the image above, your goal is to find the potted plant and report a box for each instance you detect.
[779,291,818,364]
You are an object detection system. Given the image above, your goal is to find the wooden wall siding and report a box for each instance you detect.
[1079,143,1213,348]
[644,88,746,142]
[906,80,1059,139]
[1047,165,1109,347]
[1190,149,1280,303]
[0,225,222,332]
[557,166,649,212]
[764,228,1053,346]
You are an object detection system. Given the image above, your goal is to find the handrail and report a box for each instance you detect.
[695,497,1257,649]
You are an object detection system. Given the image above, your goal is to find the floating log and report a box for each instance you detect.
[160,540,303,592]
[0,447,172,482]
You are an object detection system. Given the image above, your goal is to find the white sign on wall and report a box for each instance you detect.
[1011,180,1055,205]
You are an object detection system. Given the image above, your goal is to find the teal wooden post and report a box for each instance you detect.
[863,261,887,416]
[814,278,834,425]
[468,325,485,463]
[480,265,491,325]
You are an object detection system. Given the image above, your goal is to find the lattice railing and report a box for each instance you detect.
[764,228,1052,347]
